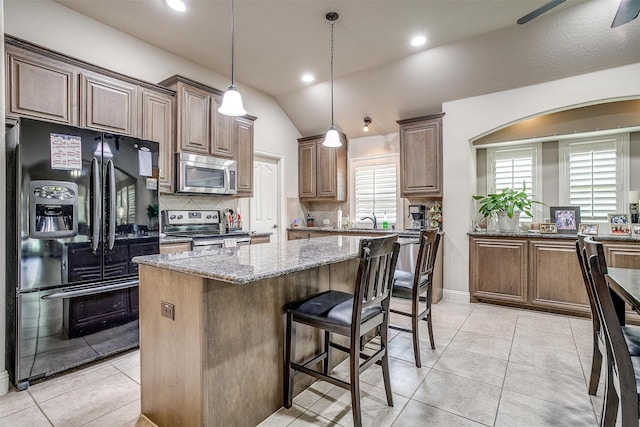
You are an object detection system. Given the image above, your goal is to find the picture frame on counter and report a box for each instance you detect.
[550,206,581,234]
[608,213,631,235]
[578,223,599,235]
[540,223,558,234]
[633,224,640,235]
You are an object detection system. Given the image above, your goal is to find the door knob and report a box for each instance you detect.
[273,224,278,229]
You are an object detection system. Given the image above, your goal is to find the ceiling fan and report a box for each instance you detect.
[517,0,640,28]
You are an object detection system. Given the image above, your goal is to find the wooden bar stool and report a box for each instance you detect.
[283,235,400,427]
[389,229,441,368]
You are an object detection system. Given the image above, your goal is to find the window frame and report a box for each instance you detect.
[349,154,401,230]
[558,134,630,222]
[486,143,543,222]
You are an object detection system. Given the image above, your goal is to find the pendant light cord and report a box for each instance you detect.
[330,18,334,127]
[231,0,236,87]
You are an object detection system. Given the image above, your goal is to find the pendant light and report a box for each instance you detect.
[323,12,341,147]
[218,0,247,116]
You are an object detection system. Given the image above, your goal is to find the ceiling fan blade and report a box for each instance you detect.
[611,0,640,28]
[517,0,567,25]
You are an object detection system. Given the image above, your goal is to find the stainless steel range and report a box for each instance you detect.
[162,209,251,249]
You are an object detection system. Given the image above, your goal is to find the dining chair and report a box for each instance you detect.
[389,229,441,368]
[584,237,640,427]
[283,235,400,427]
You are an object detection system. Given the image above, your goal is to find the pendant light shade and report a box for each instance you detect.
[323,12,341,147]
[219,0,246,117]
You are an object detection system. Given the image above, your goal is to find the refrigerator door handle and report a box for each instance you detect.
[107,159,116,251]
[90,158,101,252]
[41,280,139,299]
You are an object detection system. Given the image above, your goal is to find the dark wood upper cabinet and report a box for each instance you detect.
[397,113,444,197]
[80,71,138,136]
[140,89,174,193]
[159,75,257,196]
[298,133,347,201]
[6,45,78,125]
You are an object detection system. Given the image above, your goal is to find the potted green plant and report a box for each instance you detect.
[472,184,542,232]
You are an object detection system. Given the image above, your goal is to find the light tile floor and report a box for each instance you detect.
[0,300,604,426]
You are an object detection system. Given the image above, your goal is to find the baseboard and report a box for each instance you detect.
[442,289,470,304]
[0,370,9,396]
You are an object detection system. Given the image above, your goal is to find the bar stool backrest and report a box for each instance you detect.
[414,229,441,299]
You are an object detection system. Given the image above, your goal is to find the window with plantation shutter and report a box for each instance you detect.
[351,155,399,227]
[559,135,629,222]
[487,144,542,222]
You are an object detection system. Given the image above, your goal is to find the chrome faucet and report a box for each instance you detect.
[360,213,377,229]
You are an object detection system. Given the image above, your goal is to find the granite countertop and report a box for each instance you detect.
[468,231,640,242]
[135,235,412,285]
[288,227,423,238]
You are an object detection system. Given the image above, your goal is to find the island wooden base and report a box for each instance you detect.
[138,259,358,427]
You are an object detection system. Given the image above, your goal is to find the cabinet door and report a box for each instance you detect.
[234,117,254,196]
[316,140,337,198]
[469,238,528,304]
[528,240,589,315]
[603,242,640,268]
[399,116,442,197]
[177,83,211,153]
[298,142,317,199]
[141,89,174,193]
[211,94,234,158]
[80,72,138,136]
[6,51,78,125]
[160,242,192,254]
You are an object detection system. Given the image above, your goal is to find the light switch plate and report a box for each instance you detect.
[161,301,175,320]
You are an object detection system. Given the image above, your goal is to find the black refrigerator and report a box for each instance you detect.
[5,118,160,389]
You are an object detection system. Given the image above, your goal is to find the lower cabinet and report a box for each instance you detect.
[160,241,192,254]
[470,235,640,318]
[470,236,589,316]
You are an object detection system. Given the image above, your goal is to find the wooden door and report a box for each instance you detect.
[141,89,174,193]
[177,82,211,153]
[470,237,528,304]
[528,240,589,315]
[6,51,78,125]
[234,117,254,195]
[80,72,138,136]
[211,94,234,158]
[316,140,337,198]
[298,141,317,199]
[398,115,443,197]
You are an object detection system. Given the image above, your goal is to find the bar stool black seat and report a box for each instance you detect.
[283,235,400,427]
[390,229,441,368]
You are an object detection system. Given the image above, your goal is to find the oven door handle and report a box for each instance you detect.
[90,158,101,252]
[107,159,116,251]
[42,280,139,299]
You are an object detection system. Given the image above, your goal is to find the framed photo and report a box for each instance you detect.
[608,213,631,235]
[550,206,581,234]
[540,223,558,234]
[577,223,599,235]
[633,224,640,236]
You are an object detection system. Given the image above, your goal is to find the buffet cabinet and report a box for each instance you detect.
[5,36,176,193]
[397,113,444,197]
[298,133,348,201]
[469,234,640,319]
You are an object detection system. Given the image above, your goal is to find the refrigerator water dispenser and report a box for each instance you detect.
[29,180,78,239]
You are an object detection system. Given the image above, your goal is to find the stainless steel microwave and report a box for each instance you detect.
[175,152,237,195]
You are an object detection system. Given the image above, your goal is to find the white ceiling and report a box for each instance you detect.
[52,0,640,138]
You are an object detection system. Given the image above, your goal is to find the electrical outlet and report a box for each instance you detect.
[161,301,174,320]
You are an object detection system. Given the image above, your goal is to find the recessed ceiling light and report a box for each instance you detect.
[410,35,427,47]
[301,74,315,83]
[166,0,186,12]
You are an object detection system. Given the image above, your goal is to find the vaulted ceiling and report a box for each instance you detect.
[52,0,640,138]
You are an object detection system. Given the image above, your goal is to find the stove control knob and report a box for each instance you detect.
[206,215,212,219]
[177,215,183,220]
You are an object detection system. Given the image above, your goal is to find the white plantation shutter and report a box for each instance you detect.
[353,161,398,226]
[560,136,628,222]
[487,144,541,222]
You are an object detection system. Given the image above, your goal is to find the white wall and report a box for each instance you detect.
[3,0,302,198]
[442,62,640,302]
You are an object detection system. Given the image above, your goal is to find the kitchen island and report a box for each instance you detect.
[133,235,410,427]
